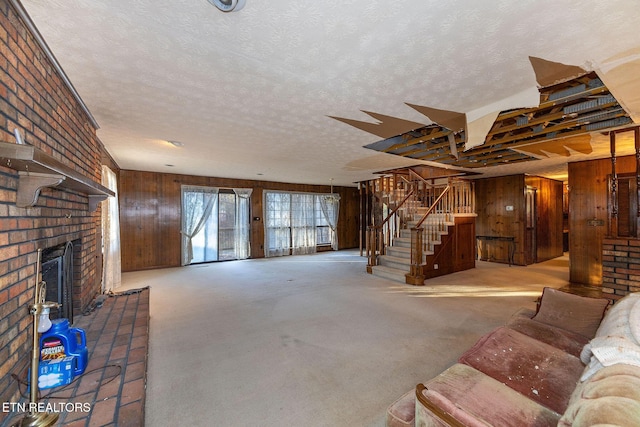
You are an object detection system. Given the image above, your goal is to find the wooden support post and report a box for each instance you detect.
[359,182,363,256]
[366,226,376,272]
[636,127,640,217]
[611,131,618,237]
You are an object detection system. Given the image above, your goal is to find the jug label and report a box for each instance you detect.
[41,338,66,360]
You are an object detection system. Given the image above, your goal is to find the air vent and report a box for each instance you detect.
[207,0,246,12]
[586,117,632,131]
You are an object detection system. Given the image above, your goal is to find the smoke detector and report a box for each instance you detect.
[208,0,246,12]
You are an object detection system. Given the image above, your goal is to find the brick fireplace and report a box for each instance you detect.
[0,1,112,405]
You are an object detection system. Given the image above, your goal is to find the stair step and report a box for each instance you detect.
[393,237,412,248]
[406,220,455,227]
[386,245,411,257]
[379,254,411,270]
[389,239,436,254]
[380,246,434,260]
[400,229,449,239]
[370,265,407,283]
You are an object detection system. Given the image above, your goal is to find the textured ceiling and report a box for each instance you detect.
[19,0,640,186]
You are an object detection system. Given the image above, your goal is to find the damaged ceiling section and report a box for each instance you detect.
[332,57,638,169]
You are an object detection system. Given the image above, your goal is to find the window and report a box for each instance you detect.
[264,191,340,257]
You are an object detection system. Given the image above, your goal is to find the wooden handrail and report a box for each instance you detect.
[372,188,415,230]
[415,383,466,427]
[408,169,436,188]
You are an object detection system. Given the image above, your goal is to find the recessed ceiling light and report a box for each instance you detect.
[168,140,184,147]
[165,164,175,167]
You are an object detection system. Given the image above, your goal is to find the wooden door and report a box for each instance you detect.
[525,186,537,265]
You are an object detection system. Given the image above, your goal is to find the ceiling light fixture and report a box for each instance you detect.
[168,140,184,147]
[207,0,246,12]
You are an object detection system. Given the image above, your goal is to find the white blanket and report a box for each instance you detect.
[580,293,640,381]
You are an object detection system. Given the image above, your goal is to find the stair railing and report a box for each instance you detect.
[407,179,474,283]
[408,169,439,213]
[366,184,415,272]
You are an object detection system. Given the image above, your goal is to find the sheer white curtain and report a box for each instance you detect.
[291,193,316,255]
[233,188,252,259]
[181,186,218,265]
[101,166,121,292]
[319,193,340,251]
[264,192,290,257]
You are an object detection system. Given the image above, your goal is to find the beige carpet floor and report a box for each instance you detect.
[119,250,571,427]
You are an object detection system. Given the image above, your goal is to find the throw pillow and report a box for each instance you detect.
[532,287,609,339]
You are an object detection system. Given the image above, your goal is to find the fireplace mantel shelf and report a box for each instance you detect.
[0,141,114,210]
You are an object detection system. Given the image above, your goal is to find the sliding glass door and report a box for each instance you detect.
[181,186,251,265]
[217,193,237,261]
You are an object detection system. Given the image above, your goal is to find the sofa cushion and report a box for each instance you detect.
[506,313,589,357]
[414,363,560,427]
[532,287,609,339]
[419,389,490,427]
[458,326,584,414]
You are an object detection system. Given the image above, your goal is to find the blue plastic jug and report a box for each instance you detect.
[40,318,88,376]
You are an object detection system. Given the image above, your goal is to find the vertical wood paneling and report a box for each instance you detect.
[119,170,360,271]
[454,216,476,271]
[525,176,564,262]
[251,188,264,259]
[475,175,526,265]
[569,155,637,285]
[476,174,562,266]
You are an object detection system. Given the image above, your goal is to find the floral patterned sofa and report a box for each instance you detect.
[386,288,640,427]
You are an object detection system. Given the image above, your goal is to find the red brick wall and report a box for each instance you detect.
[602,237,640,301]
[0,1,107,405]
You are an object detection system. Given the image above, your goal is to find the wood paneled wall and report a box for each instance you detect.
[119,170,359,272]
[475,175,527,265]
[525,176,564,262]
[475,174,563,266]
[568,155,637,286]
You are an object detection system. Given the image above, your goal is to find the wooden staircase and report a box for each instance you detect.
[362,169,476,285]
[373,210,454,282]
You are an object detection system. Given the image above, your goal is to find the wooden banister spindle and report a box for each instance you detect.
[610,131,617,216]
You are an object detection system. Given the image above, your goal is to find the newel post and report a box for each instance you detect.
[366,226,380,273]
[405,227,425,285]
